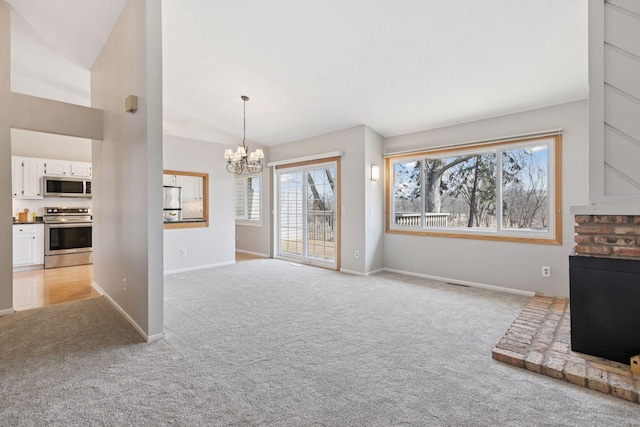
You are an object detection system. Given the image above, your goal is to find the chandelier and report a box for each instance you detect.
[224,95,264,175]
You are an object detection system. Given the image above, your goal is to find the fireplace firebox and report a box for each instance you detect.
[569,253,640,364]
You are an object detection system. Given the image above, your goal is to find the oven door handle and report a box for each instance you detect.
[46,222,92,228]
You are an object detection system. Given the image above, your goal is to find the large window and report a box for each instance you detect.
[235,175,261,223]
[387,135,561,244]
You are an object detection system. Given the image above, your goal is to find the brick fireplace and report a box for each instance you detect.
[574,215,640,259]
[570,210,640,364]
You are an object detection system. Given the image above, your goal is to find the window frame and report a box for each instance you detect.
[163,170,209,230]
[386,134,562,245]
[235,174,262,226]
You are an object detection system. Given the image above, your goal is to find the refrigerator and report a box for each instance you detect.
[163,185,182,221]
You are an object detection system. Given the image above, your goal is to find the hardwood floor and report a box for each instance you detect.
[13,254,262,311]
[13,264,100,311]
[236,252,267,262]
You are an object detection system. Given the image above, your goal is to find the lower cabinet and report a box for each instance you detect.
[13,224,44,267]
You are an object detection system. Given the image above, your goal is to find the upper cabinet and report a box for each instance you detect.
[70,162,92,178]
[12,157,43,199]
[162,173,203,201]
[163,174,177,186]
[177,175,203,201]
[12,156,92,199]
[43,160,67,176]
[44,160,92,178]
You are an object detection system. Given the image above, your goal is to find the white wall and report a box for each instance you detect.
[163,134,235,272]
[0,1,12,314]
[383,100,589,296]
[10,8,91,106]
[91,0,164,339]
[11,129,91,161]
[588,0,640,205]
[364,126,384,273]
[235,164,272,258]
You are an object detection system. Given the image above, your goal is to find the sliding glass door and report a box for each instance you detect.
[277,160,339,269]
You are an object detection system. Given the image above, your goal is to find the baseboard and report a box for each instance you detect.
[91,281,105,296]
[94,280,156,342]
[236,249,270,258]
[340,267,385,276]
[383,268,535,297]
[13,264,44,273]
[0,308,15,317]
[164,261,235,275]
[146,331,166,343]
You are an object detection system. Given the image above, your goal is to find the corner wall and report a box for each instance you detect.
[163,135,235,272]
[235,147,272,258]
[91,0,164,339]
[364,126,384,273]
[383,100,589,296]
[0,1,12,314]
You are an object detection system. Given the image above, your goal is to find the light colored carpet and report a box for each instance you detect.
[2,258,640,426]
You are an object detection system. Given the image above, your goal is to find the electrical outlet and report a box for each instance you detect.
[123,278,127,290]
[355,250,359,258]
[542,266,551,277]
[181,249,187,257]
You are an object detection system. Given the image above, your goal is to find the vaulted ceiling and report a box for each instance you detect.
[7,0,588,147]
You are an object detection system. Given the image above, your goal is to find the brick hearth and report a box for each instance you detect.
[492,294,640,403]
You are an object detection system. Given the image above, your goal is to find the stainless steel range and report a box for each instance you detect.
[43,207,93,269]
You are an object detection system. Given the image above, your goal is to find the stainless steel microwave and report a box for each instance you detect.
[43,176,92,198]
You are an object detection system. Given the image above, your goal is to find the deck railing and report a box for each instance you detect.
[307,210,335,242]
[395,212,450,227]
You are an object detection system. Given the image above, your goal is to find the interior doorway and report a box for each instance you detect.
[276,159,340,269]
[11,129,95,310]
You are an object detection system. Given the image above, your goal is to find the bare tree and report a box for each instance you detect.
[502,148,548,229]
[423,156,472,213]
[439,154,496,227]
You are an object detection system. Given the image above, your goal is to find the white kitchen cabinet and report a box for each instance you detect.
[70,162,92,178]
[12,156,92,199]
[12,157,43,199]
[43,160,92,177]
[177,175,202,201]
[43,160,68,176]
[163,174,177,186]
[13,224,44,267]
[12,158,22,197]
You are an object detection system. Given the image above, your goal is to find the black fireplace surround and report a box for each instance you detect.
[569,253,640,364]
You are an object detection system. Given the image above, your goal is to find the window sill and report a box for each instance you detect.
[164,219,208,229]
[235,220,263,227]
[386,227,561,245]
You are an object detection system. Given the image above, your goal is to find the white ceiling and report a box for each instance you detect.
[8,0,588,147]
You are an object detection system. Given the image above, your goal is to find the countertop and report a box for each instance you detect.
[163,218,206,224]
[13,217,44,225]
